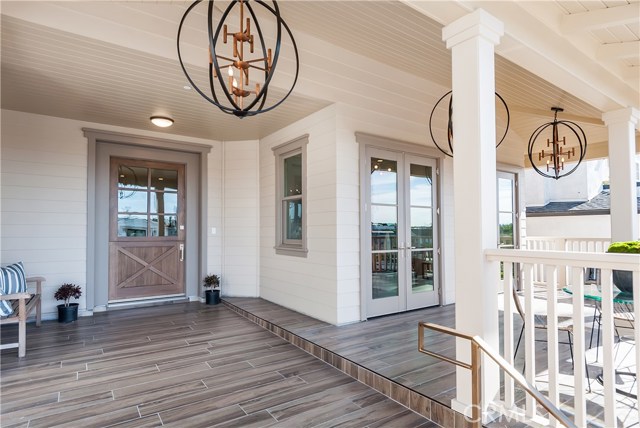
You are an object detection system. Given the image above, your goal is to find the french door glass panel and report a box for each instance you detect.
[367,149,438,317]
[371,158,399,299]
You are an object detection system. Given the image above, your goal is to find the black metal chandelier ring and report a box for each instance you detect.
[527,107,587,180]
[177,0,299,118]
[428,90,510,158]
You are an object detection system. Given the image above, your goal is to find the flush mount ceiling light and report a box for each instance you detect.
[428,91,510,157]
[527,107,587,180]
[177,0,299,118]
[150,116,174,128]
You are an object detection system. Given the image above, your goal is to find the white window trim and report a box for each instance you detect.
[273,134,308,257]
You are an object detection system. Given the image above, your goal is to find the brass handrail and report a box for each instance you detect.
[418,322,577,428]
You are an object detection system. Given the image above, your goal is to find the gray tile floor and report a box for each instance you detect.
[0,303,435,427]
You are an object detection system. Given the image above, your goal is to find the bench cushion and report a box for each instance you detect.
[0,262,27,316]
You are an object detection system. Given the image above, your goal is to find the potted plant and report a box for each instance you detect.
[607,241,640,295]
[54,283,82,323]
[203,274,221,305]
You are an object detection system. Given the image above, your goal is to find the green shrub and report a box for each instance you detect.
[607,241,640,254]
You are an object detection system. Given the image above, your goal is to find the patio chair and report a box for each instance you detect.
[512,284,591,389]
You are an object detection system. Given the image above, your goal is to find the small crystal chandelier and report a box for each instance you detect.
[527,107,587,180]
[428,91,510,157]
[177,0,299,118]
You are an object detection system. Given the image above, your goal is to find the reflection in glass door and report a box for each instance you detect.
[366,149,439,317]
[497,172,517,250]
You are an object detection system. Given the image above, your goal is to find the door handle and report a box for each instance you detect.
[179,244,184,262]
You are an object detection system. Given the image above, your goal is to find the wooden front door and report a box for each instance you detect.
[109,157,186,301]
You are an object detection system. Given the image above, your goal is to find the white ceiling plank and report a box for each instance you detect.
[597,40,640,59]
[561,3,640,34]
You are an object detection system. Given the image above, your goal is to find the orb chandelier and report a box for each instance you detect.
[177,0,299,118]
[428,90,510,157]
[527,107,587,180]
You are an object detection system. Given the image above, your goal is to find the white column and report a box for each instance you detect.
[442,9,503,419]
[602,108,639,243]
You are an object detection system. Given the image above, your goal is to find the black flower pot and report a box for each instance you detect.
[613,270,634,296]
[57,303,79,323]
[205,289,221,305]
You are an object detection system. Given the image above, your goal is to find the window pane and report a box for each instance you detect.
[371,159,397,205]
[371,205,397,250]
[118,165,148,189]
[410,207,433,249]
[284,199,302,240]
[118,190,147,213]
[498,178,513,212]
[411,249,434,294]
[499,212,514,248]
[410,164,432,207]
[117,214,148,237]
[372,253,398,299]
[150,215,178,237]
[284,154,302,197]
[151,168,178,191]
[150,192,178,214]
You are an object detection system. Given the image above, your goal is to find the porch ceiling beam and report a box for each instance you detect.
[402,0,639,112]
[560,4,640,34]
[597,41,640,60]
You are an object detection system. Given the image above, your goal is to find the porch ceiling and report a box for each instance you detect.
[1,1,637,162]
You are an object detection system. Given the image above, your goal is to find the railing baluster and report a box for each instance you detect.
[570,267,586,428]
[600,269,617,428]
[523,263,536,419]
[546,265,560,427]
[503,262,515,407]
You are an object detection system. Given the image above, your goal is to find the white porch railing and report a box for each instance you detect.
[486,248,640,428]
[523,237,611,286]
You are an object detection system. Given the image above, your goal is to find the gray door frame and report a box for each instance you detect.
[84,129,211,310]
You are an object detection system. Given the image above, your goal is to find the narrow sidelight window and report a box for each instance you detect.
[273,135,308,257]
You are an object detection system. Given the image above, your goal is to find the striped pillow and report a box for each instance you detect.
[0,262,27,317]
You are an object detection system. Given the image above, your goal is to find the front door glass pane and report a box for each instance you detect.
[151,168,178,191]
[151,192,178,214]
[116,162,180,238]
[118,191,147,213]
[118,214,148,237]
[118,166,148,189]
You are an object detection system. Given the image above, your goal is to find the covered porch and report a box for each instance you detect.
[1,295,637,427]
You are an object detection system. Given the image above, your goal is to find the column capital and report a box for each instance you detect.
[602,107,640,128]
[442,9,504,49]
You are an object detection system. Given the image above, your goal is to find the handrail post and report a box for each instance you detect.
[471,341,482,428]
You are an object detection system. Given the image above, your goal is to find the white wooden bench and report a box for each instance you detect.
[0,276,44,358]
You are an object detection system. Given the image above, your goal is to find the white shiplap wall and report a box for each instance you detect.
[222,140,260,297]
[0,109,222,319]
[260,105,341,324]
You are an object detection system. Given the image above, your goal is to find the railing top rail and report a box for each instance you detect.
[419,322,578,428]
[523,236,612,242]
[485,248,640,271]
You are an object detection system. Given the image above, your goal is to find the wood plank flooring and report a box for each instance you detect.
[223,298,638,428]
[1,303,435,428]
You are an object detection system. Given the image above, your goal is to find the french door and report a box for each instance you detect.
[366,148,439,317]
[108,157,186,301]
